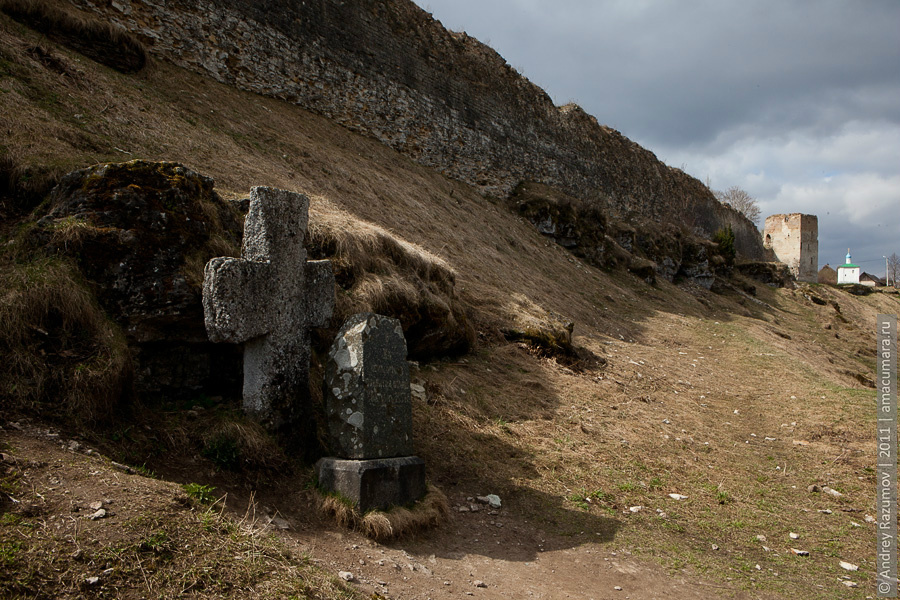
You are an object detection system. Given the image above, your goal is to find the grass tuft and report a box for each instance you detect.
[0,255,132,423]
[318,485,450,541]
[0,150,66,216]
[309,201,473,359]
[0,0,148,73]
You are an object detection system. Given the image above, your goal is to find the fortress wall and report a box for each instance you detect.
[71,0,765,258]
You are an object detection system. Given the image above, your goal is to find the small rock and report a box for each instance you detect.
[443,580,451,585]
[842,581,858,588]
[476,495,501,509]
[789,532,800,540]
[790,548,809,556]
[755,564,761,570]
[266,516,290,530]
[457,506,470,513]
[668,493,688,500]
[711,544,719,550]
[822,486,843,498]
[338,571,354,582]
[614,586,623,591]
[866,514,876,523]
[762,546,771,552]
[110,462,135,474]
[756,535,767,542]
[89,509,107,520]
[89,501,104,511]
[85,576,100,585]
[628,506,643,513]
[473,580,487,588]
[818,509,832,514]
[850,521,861,528]
[794,440,810,446]
[839,561,858,571]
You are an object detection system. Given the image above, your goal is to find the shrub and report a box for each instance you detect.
[712,225,736,265]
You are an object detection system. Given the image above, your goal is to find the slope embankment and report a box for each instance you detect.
[64,0,764,258]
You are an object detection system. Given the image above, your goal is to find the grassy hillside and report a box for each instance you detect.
[1,7,897,598]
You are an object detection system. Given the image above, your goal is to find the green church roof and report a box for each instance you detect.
[837,263,860,269]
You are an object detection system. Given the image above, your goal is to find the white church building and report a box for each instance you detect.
[836,249,860,285]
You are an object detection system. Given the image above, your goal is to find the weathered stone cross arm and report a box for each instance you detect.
[203,257,275,344]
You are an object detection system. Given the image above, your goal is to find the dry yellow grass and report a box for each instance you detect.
[1,8,897,598]
[307,200,472,357]
[318,485,450,542]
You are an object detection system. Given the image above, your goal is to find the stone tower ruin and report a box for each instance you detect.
[763,214,819,283]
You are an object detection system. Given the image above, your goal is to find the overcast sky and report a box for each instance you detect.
[414,0,900,276]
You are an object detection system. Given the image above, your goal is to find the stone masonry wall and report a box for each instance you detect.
[764,214,818,282]
[71,0,765,258]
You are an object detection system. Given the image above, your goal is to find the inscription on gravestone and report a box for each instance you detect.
[324,313,413,459]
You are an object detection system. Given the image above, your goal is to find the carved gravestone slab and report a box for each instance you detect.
[203,186,334,432]
[317,312,426,511]
[324,313,413,459]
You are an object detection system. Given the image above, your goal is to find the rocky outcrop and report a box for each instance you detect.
[735,262,795,288]
[511,182,720,288]
[32,160,245,400]
[68,0,765,259]
[28,161,472,401]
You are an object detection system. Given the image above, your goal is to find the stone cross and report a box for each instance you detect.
[203,186,334,431]
[323,313,414,459]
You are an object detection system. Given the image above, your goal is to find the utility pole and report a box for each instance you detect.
[886,256,891,287]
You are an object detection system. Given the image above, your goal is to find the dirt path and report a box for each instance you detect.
[1,424,761,600]
[284,493,745,600]
[263,484,755,600]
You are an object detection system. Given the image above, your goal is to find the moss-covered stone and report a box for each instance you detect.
[30,160,243,400]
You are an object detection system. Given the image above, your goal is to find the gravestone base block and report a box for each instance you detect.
[316,456,426,513]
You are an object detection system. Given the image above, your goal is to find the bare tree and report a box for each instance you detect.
[715,186,761,226]
[888,253,900,287]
